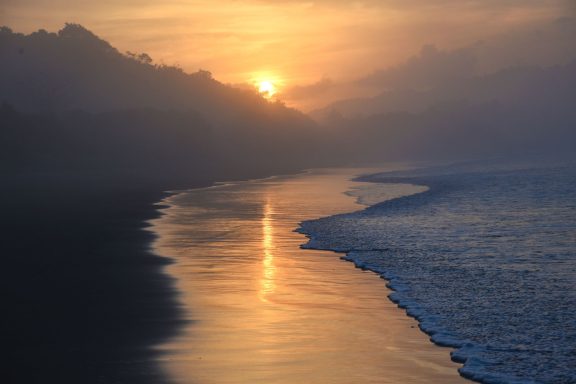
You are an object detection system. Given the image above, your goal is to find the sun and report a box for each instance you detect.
[258,81,277,98]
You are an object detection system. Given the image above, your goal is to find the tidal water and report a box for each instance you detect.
[150,168,467,384]
[300,160,576,384]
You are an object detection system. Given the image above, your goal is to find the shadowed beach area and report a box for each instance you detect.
[0,173,212,383]
[151,168,469,383]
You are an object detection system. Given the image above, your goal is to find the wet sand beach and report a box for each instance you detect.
[0,168,301,383]
[151,168,469,383]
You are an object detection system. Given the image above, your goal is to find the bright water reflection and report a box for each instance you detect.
[150,168,467,384]
[260,198,276,302]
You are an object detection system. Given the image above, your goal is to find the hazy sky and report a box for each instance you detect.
[2,0,574,109]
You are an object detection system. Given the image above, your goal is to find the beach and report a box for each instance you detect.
[0,173,189,383]
[151,168,468,383]
[0,167,308,383]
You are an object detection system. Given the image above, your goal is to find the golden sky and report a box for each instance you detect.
[2,0,573,110]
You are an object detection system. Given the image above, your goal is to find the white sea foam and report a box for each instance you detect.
[299,160,576,384]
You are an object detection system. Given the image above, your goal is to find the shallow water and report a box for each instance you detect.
[150,168,467,384]
[300,161,576,384]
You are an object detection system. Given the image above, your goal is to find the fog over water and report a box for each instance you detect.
[1,2,575,383]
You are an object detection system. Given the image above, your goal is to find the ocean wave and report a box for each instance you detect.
[298,161,576,384]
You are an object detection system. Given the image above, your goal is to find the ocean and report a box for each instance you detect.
[299,160,576,384]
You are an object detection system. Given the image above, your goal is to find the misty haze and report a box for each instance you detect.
[1,2,575,384]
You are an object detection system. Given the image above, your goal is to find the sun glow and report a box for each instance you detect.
[258,80,277,98]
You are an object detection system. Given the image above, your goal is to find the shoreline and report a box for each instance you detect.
[2,167,306,383]
[297,161,576,384]
[297,173,480,379]
[152,169,466,383]
[297,171,476,378]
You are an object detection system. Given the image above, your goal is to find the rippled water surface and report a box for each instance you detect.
[300,161,576,384]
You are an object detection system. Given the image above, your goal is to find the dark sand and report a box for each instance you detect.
[0,173,207,383]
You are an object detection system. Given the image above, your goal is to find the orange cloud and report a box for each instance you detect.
[2,0,572,110]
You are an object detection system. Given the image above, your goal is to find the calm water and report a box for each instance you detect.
[300,161,576,384]
[150,168,467,384]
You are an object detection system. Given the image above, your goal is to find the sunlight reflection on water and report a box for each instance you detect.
[260,198,276,302]
[149,167,467,384]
